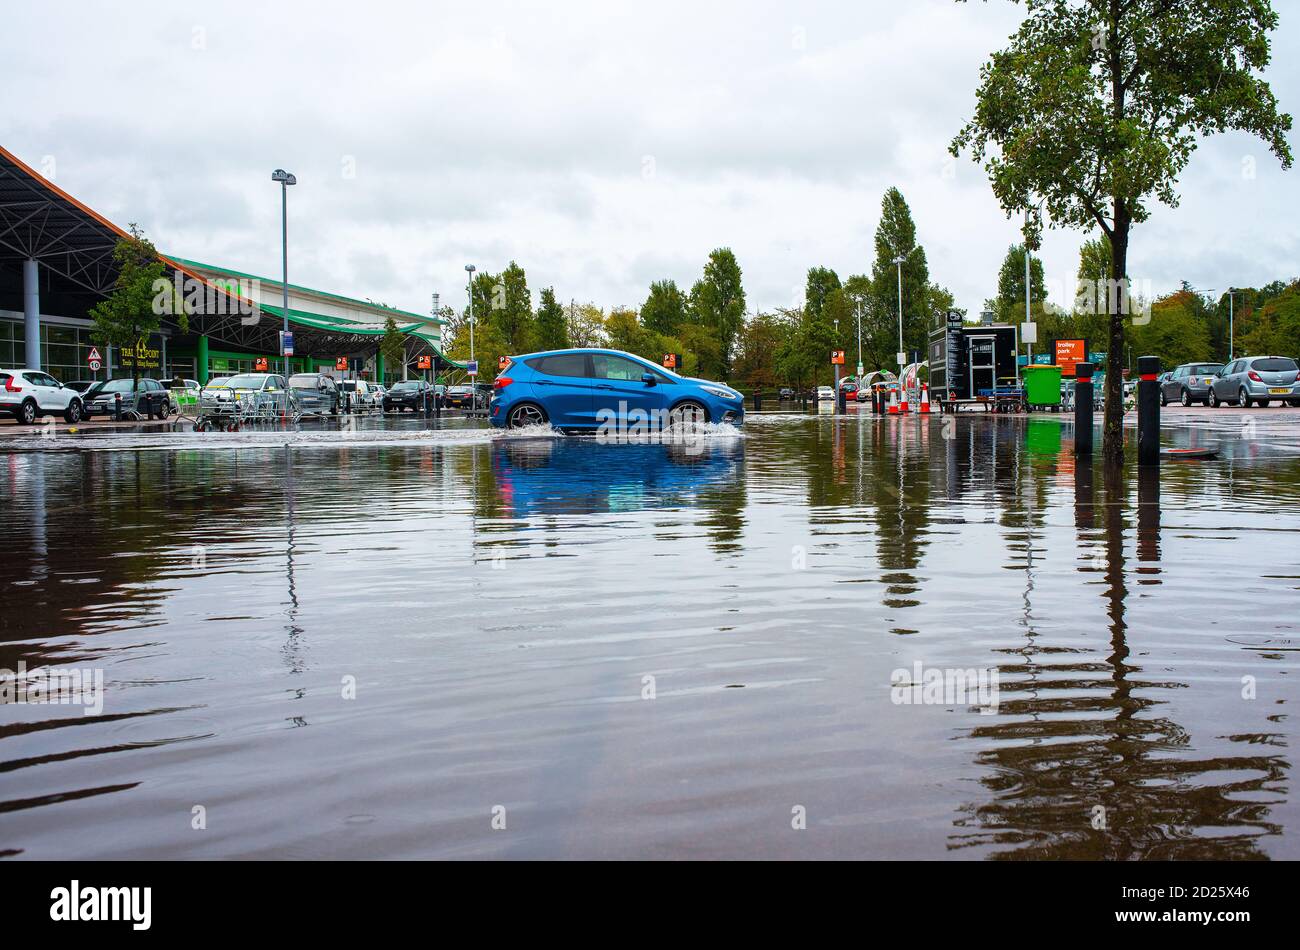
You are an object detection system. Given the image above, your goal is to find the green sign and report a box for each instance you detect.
[1089,351,1107,363]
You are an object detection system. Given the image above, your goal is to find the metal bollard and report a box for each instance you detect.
[836,386,846,413]
[752,391,762,412]
[1137,355,1161,466]
[1074,362,1093,456]
[114,391,122,422]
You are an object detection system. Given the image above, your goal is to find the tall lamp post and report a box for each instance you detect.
[855,300,863,377]
[271,169,296,378]
[892,254,907,367]
[465,264,477,385]
[1227,287,1237,361]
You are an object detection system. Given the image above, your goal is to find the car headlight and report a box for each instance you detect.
[701,385,740,401]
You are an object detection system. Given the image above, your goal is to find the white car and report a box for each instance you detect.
[816,385,835,401]
[0,368,85,424]
[339,379,376,411]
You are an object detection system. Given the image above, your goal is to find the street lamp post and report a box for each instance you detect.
[1227,288,1237,361]
[465,264,477,366]
[271,169,297,379]
[855,300,863,377]
[892,254,906,367]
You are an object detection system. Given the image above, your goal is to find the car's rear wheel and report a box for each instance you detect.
[1239,388,1252,408]
[1208,389,1220,407]
[507,403,547,428]
[669,400,709,426]
[18,399,37,425]
[64,400,82,424]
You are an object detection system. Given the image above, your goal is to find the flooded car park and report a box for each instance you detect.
[1,410,1298,859]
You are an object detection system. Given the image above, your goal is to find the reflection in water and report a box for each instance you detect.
[1,414,1297,859]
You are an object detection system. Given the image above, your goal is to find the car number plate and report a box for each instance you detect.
[1269,388,1289,395]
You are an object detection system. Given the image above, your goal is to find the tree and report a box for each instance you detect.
[804,267,842,326]
[688,248,746,380]
[995,244,1046,325]
[869,188,931,364]
[491,261,534,353]
[567,302,608,349]
[1131,288,1212,369]
[641,280,688,336]
[534,287,568,350]
[380,315,406,381]
[952,0,1293,463]
[89,224,166,387]
[733,310,794,390]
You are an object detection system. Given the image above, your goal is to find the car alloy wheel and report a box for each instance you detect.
[669,401,708,426]
[1239,388,1251,408]
[508,403,546,428]
[1208,389,1219,407]
[19,400,37,425]
[1180,389,1191,407]
[64,400,82,424]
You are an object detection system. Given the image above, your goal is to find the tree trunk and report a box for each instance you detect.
[1102,206,1129,466]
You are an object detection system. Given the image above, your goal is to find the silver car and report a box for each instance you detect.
[1161,362,1224,406]
[1208,355,1300,408]
[288,373,341,416]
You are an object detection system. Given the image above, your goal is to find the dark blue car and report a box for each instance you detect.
[488,348,745,431]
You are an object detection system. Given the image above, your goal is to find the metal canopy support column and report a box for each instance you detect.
[23,258,40,370]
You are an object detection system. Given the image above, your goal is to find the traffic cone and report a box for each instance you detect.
[920,383,931,414]
[899,386,909,414]
[887,388,899,415]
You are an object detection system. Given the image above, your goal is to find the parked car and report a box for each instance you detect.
[288,373,341,415]
[1208,355,1300,407]
[442,385,479,410]
[339,379,377,411]
[816,385,835,401]
[81,377,172,420]
[488,348,745,430]
[778,387,794,400]
[1160,362,1224,406]
[371,384,387,405]
[200,373,293,408]
[0,368,85,424]
[383,379,434,412]
[65,380,97,394]
[839,380,859,397]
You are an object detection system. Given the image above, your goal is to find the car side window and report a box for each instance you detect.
[538,354,589,378]
[591,354,646,381]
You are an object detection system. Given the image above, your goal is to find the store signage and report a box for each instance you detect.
[1054,339,1086,377]
[118,336,161,370]
[336,357,348,371]
[830,350,845,365]
[417,355,433,371]
[254,357,269,372]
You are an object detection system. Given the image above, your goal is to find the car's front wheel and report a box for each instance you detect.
[64,400,82,424]
[1208,388,1220,407]
[507,403,547,428]
[668,400,709,426]
[1239,388,1252,408]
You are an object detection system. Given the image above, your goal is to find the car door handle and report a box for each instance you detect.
[594,384,614,390]
[535,379,552,386]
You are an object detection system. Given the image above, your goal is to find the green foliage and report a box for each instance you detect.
[1131,289,1213,369]
[995,244,1046,325]
[1236,281,1300,357]
[641,280,688,336]
[534,286,568,350]
[952,0,1293,460]
[869,187,931,362]
[804,267,842,326]
[380,315,406,373]
[89,224,166,384]
[733,310,795,390]
[688,248,746,380]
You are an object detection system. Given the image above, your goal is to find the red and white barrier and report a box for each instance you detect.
[899,386,909,414]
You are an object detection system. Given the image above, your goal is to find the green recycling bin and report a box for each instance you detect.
[1022,364,1063,409]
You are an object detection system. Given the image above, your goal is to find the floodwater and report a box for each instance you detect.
[1,410,1298,860]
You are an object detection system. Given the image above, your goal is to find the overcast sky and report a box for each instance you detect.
[3,0,1296,320]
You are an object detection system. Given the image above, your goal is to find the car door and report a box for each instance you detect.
[25,372,58,410]
[1213,361,1238,400]
[589,354,667,424]
[1162,367,1182,401]
[529,353,593,426]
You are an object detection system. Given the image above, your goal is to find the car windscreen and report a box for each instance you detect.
[391,382,420,391]
[1191,364,1223,375]
[447,386,473,394]
[223,374,266,389]
[86,379,135,396]
[1252,357,1297,372]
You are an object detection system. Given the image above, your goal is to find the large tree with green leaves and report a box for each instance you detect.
[804,267,842,327]
[641,279,688,336]
[869,188,932,364]
[952,0,1292,462]
[380,315,406,381]
[535,286,568,350]
[995,244,1047,325]
[688,248,746,380]
[89,224,167,386]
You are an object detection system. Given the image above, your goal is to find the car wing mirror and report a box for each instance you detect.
[641,373,656,385]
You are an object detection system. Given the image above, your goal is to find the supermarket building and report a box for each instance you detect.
[0,145,461,384]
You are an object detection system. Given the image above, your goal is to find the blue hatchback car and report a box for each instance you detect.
[488,348,745,431]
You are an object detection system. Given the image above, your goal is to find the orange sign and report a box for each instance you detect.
[498,355,509,370]
[1053,339,1086,377]
[416,355,432,371]
[663,353,679,369]
[335,357,348,371]
[254,357,269,372]
[830,350,845,365]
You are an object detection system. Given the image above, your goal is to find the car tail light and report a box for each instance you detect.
[494,376,514,390]
[1248,371,1263,382]
[4,376,20,392]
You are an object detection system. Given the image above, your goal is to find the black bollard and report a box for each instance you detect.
[836,386,847,413]
[752,390,762,412]
[1073,362,1093,456]
[1137,355,1161,466]
[114,391,122,422]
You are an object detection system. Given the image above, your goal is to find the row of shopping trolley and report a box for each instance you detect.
[178,388,302,432]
